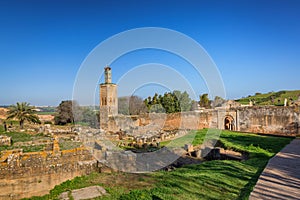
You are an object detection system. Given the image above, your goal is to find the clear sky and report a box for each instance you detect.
[0,0,299,106]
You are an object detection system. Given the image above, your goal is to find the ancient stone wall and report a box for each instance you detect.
[107,106,299,136]
[107,111,217,132]
[163,111,216,130]
[237,106,300,135]
[1,106,299,199]
[0,147,98,199]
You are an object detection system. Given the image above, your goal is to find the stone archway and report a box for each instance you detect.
[224,115,235,131]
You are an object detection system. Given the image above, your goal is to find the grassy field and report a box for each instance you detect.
[58,139,82,150]
[236,90,300,105]
[24,129,292,200]
[0,131,50,152]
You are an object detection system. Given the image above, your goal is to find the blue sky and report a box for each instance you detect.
[0,0,299,106]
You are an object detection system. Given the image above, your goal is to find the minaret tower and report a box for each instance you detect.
[100,66,118,129]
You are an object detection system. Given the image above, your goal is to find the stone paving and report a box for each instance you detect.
[250,138,300,200]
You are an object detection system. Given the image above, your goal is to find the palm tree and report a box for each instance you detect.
[6,102,40,129]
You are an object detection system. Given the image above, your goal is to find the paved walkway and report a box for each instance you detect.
[250,138,300,200]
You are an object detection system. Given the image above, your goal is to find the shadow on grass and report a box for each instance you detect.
[22,130,293,200]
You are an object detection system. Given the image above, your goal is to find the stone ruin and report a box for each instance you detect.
[0,135,11,146]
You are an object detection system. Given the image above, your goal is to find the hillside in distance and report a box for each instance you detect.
[235,90,300,105]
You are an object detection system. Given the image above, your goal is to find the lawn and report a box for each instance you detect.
[24,129,293,200]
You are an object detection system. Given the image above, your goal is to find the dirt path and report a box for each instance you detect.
[249,138,300,200]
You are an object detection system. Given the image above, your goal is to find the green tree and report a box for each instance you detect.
[118,96,130,115]
[199,93,211,108]
[144,96,152,110]
[55,100,76,125]
[129,96,147,115]
[145,90,192,113]
[190,100,199,111]
[174,90,192,111]
[80,107,99,128]
[118,96,147,115]
[6,102,40,129]
[161,92,176,113]
[152,93,159,105]
[212,96,226,107]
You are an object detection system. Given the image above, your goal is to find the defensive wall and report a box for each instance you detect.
[107,106,300,136]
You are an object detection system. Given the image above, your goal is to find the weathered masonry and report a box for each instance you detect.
[99,68,300,136]
[0,143,98,199]
[99,66,118,130]
[105,107,300,136]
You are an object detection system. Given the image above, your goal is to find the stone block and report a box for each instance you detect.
[184,144,194,152]
[0,135,11,146]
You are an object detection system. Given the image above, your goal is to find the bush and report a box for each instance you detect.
[44,121,52,125]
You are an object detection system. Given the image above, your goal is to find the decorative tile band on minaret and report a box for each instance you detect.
[99,66,118,129]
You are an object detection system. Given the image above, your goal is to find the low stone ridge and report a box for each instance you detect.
[59,186,107,200]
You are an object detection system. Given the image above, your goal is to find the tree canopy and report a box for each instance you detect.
[212,96,226,107]
[144,90,192,113]
[118,96,147,115]
[199,93,211,108]
[55,100,76,125]
[55,100,99,127]
[6,102,40,129]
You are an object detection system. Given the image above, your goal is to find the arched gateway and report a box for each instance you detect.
[224,115,235,130]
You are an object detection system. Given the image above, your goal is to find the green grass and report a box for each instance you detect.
[0,125,4,133]
[0,120,19,133]
[23,129,293,200]
[142,129,292,200]
[0,144,46,152]
[0,132,50,152]
[74,121,90,126]
[122,129,292,200]
[59,140,82,150]
[2,120,19,125]
[0,132,46,143]
[23,173,154,200]
[21,144,46,152]
[236,90,300,105]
